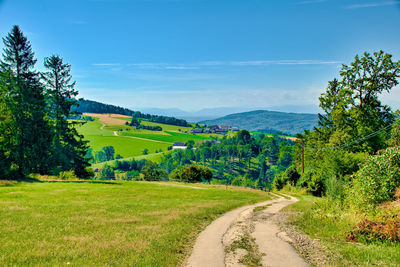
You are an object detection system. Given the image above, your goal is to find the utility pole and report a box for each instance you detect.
[301,140,304,175]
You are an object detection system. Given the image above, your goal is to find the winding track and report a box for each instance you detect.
[186,194,309,267]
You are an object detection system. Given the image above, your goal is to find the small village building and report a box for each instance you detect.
[172,142,187,149]
[190,128,203,134]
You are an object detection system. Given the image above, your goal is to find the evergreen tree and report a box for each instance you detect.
[1,25,52,176]
[42,54,90,176]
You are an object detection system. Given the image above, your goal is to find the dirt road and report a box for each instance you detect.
[186,194,309,267]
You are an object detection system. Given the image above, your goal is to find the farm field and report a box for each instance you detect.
[0,181,269,266]
[76,113,213,160]
[121,131,209,143]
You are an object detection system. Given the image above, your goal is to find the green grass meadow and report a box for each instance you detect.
[121,131,209,144]
[0,181,269,266]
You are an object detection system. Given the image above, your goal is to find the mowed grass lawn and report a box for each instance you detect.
[0,181,269,266]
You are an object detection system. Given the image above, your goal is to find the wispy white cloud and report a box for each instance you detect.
[92,63,121,66]
[123,59,340,70]
[227,60,340,66]
[344,1,399,9]
[297,0,328,5]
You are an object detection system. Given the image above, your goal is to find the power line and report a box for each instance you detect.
[301,120,397,151]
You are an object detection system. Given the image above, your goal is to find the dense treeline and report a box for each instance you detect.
[131,111,190,127]
[97,130,294,188]
[75,99,134,116]
[127,118,162,131]
[0,25,90,178]
[74,99,190,127]
[159,131,293,188]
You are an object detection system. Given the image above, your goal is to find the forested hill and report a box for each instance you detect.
[75,99,135,116]
[75,99,190,127]
[199,110,318,135]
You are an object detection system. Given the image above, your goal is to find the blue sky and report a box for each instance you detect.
[1,0,400,113]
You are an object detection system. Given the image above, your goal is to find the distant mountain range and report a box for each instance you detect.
[136,107,256,122]
[199,110,319,135]
[77,100,319,135]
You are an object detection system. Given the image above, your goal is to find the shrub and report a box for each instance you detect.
[273,166,300,190]
[141,161,167,181]
[297,169,325,196]
[170,164,213,183]
[210,178,227,185]
[347,147,400,209]
[231,176,243,186]
[346,208,400,243]
[59,170,77,180]
[97,165,115,180]
[272,172,288,190]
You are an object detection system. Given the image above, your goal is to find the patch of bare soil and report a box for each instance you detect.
[275,211,336,266]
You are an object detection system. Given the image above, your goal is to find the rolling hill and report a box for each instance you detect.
[199,110,319,135]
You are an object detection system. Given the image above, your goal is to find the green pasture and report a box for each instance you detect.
[141,121,192,132]
[91,151,170,169]
[121,131,209,143]
[86,136,170,158]
[0,181,269,266]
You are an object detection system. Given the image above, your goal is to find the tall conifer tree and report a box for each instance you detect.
[1,25,51,176]
[42,55,90,176]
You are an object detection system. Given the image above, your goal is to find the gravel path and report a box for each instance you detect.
[186,194,309,267]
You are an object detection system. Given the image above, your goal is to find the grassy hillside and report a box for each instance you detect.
[200,110,318,135]
[0,181,269,266]
[76,113,214,161]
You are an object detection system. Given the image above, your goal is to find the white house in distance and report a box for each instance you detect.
[172,142,187,149]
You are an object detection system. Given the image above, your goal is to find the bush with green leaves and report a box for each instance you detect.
[347,147,400,209]
[169,164,213,183]
[296,169,325,196]
[59,170,78,180]
[141,161,167,181]
[273,165,300,190]
[97,165,115,180]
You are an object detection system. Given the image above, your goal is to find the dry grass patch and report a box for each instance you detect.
[83,113,129,126]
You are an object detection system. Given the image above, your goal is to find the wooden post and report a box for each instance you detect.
[301,140,304,175]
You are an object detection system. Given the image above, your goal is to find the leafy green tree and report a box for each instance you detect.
[97,165,115,180]
[317,51,400,153]
[187,140,195,149]
[170,164,213,183]
[42,54,89,176]
[387,116,400,147]
[101,146,115,161]
[142,148,149,155]
[95,151,107,163]
[1,25,52,176]
[141,161,167,181]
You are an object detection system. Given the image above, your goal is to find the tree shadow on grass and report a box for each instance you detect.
[47,180,123,185]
